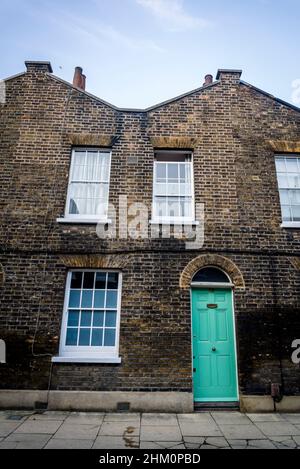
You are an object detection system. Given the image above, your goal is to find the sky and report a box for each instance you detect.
[1,0,300,109]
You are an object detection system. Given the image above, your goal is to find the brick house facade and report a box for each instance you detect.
[0,61,299,412]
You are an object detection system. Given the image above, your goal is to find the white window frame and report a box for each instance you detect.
[57,147,112,224]
[151,150,196,225]
[52,270,122,364]
[275,154,300,229]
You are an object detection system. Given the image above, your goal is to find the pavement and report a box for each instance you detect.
[0,410,300,449]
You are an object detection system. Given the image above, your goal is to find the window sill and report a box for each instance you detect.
[51,356,121,364]
[281,222,300,229]
[56,218,112,225]
[149,219,200,226]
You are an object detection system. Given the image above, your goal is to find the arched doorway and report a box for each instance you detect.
[191,267,239,404]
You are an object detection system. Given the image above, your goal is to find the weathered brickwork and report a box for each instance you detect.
[0,63,299,400]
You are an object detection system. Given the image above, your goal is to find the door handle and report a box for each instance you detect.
[193,368,196,373]
[212,347,216,352]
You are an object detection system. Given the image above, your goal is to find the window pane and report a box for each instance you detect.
[155,183,167,196]
[288,174,300,189]
[94,290,105,308]
[285,158,299,173]
[93,311,104,327]
[167,198,180,217]
[168,164,178,179]
[91,329,103,346]
[168,183,180,196]
[290,190,300,204]
[68,311,80,327]
[107,273,119,289]
[291,206,300,221]
[156,163,166,180]
[81,311,92,327]
[180,164,186,180]
[70,272,82,289]
[277,174,288,188]
[105,311,117,327]
[282,206,292,222]
[83,272,94,289]
[104,329,116,346]
[106,291,118,308]
[66,328,78,346]
[279,190,290,205]
[95,272,106,289]
[69,290,81,308]
[81,290,93,308]
[78,328,91,346]
[155,198,167,217]
[275,158,286,172]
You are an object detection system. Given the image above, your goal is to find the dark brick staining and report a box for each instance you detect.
[0,64,299,397]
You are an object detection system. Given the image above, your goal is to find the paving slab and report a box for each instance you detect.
[219,424,265,440]
[178,413,214,424]
[0,441,18,449]
[156,441,184,449]
[140,442,161,449]
[184,436,205,449]
[104,413,140,422]
[54,423,100,440]
[28,412,68,421]
[247,439,277,449]
[141,413,178,426]
[282,414,300,424]
[45,438,94,449]
[179,421,222,437]
[0,421,25,437]
[141,425,182,442]
[5,433,52,444]
[293,435,300,445]
[64,412,105,425]
[254,421,300,436]
[212,412,250,425]
[205,437,229,448]
[14,419,63,435]
[269,436,297,449]
[227,439,248,449]
[93,436,139,449]
[99,422,140,437]
[246,413,286,423]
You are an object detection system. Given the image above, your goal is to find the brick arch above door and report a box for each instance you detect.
[180,254,245,290]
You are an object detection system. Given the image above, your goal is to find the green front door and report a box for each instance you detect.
[192,288,238,402]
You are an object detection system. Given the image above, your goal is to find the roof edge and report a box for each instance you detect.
[240,80,300,114]
[48,73,220,113]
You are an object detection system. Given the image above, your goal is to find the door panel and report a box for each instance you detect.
[192,288,238,402]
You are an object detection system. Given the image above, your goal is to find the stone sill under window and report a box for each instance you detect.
[56,218,112,225]
[51,356,122,364]
[281,222,300,229]
[149,219,200,226]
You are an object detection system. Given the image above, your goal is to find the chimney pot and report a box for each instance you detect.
[73,66,85,90]
[203,74,213,87]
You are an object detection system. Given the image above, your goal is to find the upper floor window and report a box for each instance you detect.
[55,270,122,363]
[275,155,300,226]
[65,148,111,221]
[152,151,194,223]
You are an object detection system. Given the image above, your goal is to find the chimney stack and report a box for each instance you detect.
[73,66,86,91]
[203,74,213,87]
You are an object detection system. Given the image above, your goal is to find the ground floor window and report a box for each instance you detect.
[59,270,122,360]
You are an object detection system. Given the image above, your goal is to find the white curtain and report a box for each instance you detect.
[69,150,110,216]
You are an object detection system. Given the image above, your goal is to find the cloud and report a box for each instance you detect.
[29,1,165,54]
[136,0,211,31]
[291,79,300,106]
